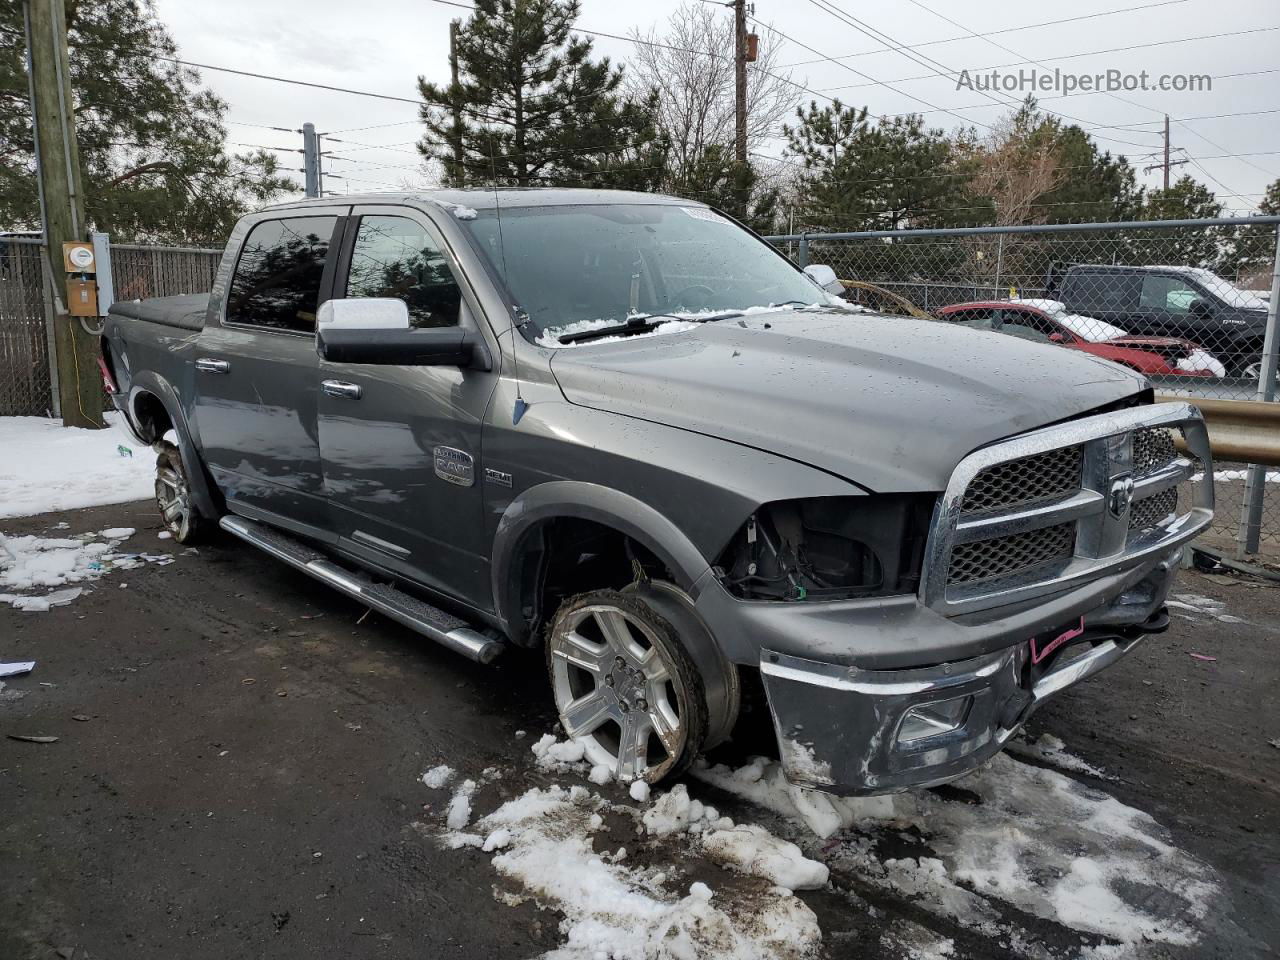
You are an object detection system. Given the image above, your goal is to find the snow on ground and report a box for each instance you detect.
[0,526,172,611]
[1005,732,1115,780]
[0,414,155,519]
[438,779,823,960]
[700,753,1218,953]
[428,732,1219,958]
[1167,592,1246,624]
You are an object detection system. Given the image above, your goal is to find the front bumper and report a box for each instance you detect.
[760,550,1179,795]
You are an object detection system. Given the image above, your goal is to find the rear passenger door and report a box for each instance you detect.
[317,207,499,608]
[194,211,345,536]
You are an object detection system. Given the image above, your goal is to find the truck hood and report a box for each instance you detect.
[549,310,1145,492]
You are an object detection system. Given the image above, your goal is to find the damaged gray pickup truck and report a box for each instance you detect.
[101,189,1214,795]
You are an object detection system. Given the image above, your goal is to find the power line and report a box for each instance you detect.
[811,26,1280,96]
[775,0,1189,68]
[796,0,1161,151]
[898,0,1261,193]
[153,56,421,104]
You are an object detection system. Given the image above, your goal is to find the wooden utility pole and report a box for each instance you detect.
[733,0,747,164]
[25,0,102,428]
[449,20,465,184]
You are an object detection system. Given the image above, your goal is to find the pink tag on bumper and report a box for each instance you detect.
[1030,617,1085,665]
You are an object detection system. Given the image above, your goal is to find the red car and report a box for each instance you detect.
[936,300,1225,378]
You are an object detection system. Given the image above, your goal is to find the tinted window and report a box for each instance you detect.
[1000,308,1057,339]
[345,215,462,329]
[1140,274,1200,313]
[1070,271,1140,310]
[226,217,336,333]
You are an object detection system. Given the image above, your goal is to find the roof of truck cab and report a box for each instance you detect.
[261,188,701,212]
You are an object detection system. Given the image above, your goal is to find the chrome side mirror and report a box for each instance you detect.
[316,297,410,331]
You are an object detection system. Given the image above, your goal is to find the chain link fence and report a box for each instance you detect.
[0,237,53,416]
[767,216,1280,558]
[0,238,222,416]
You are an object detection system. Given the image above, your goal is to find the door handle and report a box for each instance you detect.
[321,380,362,400]
[195,357,230,374]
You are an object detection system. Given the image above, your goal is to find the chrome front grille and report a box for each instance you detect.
[962,446,1083,514]
[1129,487,1178,532]
[924,403,1214,615]
[948,522,1076,584]
[1132,427,1178,476]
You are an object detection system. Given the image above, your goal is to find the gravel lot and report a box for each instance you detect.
[2,501,1277,960]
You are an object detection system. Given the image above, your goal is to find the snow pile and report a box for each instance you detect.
[1011,298,1130,342]
[421,764,455,789]
[0,415,156,519]
[701,824,828,890]
[694,756,899,840]
[445,784,822,959]
[446,779,477,830]
[530,732,589,771]
[1176,348,1227,377]
[451,204,478,221]
[0,527,169,611]
[705,753,1218,950]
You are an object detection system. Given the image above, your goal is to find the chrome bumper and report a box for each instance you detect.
[760,552,1180,795]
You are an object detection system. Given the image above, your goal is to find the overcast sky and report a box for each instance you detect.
[153,0,1279,214]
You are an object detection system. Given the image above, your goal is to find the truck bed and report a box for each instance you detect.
[108,293,209,331]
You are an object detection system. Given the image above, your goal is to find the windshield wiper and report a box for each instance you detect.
[557,311,743,344]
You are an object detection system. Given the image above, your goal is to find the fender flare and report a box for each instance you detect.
[490,480,713,643]
[126,371,221,520]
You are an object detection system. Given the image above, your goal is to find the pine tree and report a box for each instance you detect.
[1127,175,1225,269]
[1,0,293,242]
[417,0,665,190]
[782,101,978,233]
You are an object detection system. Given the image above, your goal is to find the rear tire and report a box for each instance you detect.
[546,589,709,785]
[154,442,208,544]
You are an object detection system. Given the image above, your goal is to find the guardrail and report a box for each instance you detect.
[1160,396,1280,467]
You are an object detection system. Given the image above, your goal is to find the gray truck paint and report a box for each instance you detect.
[102,188,1207,796]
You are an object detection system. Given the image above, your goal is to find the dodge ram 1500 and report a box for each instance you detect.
[101,189,1214,794]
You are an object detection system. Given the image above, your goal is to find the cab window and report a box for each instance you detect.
[345,215,462,329]
[226,216,337,333]
[1140,274,1201,313]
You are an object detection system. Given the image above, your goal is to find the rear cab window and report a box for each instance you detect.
[226,216,339,333]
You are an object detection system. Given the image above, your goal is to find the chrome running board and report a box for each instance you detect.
[219,515,505,665]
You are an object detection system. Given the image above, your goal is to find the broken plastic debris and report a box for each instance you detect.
[8,734,59,743]
[1189,653,1218,662]
[0,661,36,677]
[116,444,133,458]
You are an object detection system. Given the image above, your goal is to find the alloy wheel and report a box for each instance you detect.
[548,601,688,782]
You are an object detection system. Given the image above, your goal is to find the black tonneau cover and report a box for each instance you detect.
[109,293,209,331]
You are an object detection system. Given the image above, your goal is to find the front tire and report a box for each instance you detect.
[546,589,709,784]
[154,442,208,543]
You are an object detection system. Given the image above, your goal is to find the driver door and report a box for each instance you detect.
[317,206,499,609]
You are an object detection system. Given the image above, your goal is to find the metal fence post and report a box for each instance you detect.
[1236,225,1280,556]
[994,234,1005,294]
[797,234,809,268]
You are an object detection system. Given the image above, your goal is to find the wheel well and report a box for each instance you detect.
[512,517,672,648]
[132,391,174,444]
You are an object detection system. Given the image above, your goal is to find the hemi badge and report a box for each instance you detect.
[484,468,513,488]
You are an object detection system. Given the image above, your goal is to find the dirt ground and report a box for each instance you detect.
[1,500,1277,960]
